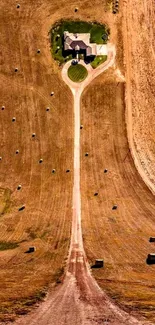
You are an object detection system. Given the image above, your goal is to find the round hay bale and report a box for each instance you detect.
[112,205,117,210]
[0,157,2,161]
[16,4,20,8]
[18,205,25,211]
[17,185,22,190]
[46,107,50,111]
[37,49,41,54]
[14,68,18,72]
[39,158,43,164]
[12,117,16,122]
[32,133,36,137]
[16,150,19,154]
[66,169,70,173]
[75,7,78,12]
[80,125,83,129]
[94,192,98,196]
[85,152,89,157]
[1,106,5,110]
[104,169,108,173]
[52,169,56,173]
[50,91,54,96]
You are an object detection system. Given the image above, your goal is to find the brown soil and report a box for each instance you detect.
[123,0,155,192]
[81,0,155,322]
[81,72,155,322]
[0,0,155,323]
[0,0,74,320]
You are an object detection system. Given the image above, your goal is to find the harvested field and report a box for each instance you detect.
[0,0,74,320]
[81,64,155,322]
[80,0,155,321]
[0,0,155,323]
[123,0,155,193]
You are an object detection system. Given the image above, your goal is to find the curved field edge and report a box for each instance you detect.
[0,0,154,323]
[123,0,155,195]
[80,1,155,321]
[81,71,155,323]
[0,1,73,321]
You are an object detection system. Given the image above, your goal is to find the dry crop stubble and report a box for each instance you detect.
[122,0,155,192]
[0,0,77,320]
[0,0,155,322]
[81,69,155,321]
[0,0,116,318]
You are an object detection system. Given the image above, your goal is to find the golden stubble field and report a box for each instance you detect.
[81,0,155,321]
[81,71,155,321]
[0,0,116,321]
[0,0,155,322]
[123,0,155,191]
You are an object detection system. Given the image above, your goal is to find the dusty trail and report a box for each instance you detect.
[11,45,153,325]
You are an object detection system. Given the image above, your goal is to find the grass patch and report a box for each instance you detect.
[0,288,47,320]
[68,64,88,82]
[50,20,110,65]
[0,241,19,251]
[53,267,65,284]
[91,55,107,69]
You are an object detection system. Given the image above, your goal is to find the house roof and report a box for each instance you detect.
[87,44,97,56]
[64,31,91,53]
[64,31,90,45]
[70,40,88,50]
[64,31,107,56]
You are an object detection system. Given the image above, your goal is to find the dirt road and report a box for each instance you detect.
[1,0,155,322]
[11,45,153,325]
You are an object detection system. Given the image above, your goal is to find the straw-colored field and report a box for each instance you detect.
[0,0,155,322]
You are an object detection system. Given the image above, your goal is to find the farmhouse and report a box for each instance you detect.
[64,31,107,58]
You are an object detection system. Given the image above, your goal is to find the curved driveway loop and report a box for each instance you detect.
[12,44,153,325]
